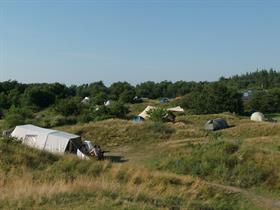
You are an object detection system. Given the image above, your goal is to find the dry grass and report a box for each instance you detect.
[1,163,244,210]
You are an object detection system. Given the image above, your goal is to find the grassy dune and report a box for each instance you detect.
[1,112,280,209]
[0,138,259,210]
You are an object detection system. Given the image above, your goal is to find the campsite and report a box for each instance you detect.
[2,0,280,208]
[1,70,280,209]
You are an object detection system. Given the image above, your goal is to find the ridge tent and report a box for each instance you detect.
[204,118,229,131]
[250,112,266,122]
[138,106,156,120]
[11,124,83,154]
[167,106,185,113]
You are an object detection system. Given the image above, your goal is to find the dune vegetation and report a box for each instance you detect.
[1,111,280,209]
[1,71,280,209]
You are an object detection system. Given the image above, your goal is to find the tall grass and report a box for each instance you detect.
[157,139,280,190]
[0,137,258,210]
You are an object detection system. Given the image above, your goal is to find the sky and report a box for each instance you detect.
[0,0,280,85]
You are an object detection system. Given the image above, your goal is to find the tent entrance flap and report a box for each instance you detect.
[65,138,83,154]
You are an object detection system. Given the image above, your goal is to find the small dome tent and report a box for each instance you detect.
[204,118,229,131]
[132,116,145,123]
[250,112,266,122]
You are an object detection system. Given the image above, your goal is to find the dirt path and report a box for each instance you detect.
[209,182,280,210]
[107,138,280,210]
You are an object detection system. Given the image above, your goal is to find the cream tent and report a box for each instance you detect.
[11,124,82,154]
[167,106,185,113]
[250,112,266,122]
[138,106,156,119]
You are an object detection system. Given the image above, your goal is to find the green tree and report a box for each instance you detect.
[148,108,169,123]
[181,83,243,114]
[4,106,32,128]
[54,97,82,116]
[24,87,55,109]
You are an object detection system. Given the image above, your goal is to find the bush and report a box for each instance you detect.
[245,88,280,113]
[4,106,33,128]
[181,83,243,115]
[54,97,82,116]
[23,87,55,109]
[161,140,276,188]
[148,108,169,123]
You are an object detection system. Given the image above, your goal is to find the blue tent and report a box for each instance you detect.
[159,98,170,103]
[132,116,145,123]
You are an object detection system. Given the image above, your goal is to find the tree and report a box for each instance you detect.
[109,82,135,101]
[119,89,135,103]
[181,83,243,114]
[108,101,129,118]
[24,87,55,109]
[92,92,107,105]
[4,106,32,128]
[54,97,82,116]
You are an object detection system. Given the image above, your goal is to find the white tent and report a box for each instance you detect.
[250,112,266,122]
[104,100,111,106]
[167,106,185,113]
[138,106,156,119]
[81,97,90,104]
[11,124,82,154]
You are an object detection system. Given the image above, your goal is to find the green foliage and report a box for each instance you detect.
[54,97,82,116]
[80,101,130,123]
[4,106,33,128]
[109,82,135,101]
[92,92,107,105]
[23,86,56,108]
[148,108,168,122]
[245,88,280,113]
[108,101,130,118]
[181,83,243,115]
[161,140,278,188]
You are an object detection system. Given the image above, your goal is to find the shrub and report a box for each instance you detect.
[148,108,168,123]
[181,83,243,115]
[23,87,55,109]
[54,97,82,116]
[4,106,33,128]
[161,140,277,188]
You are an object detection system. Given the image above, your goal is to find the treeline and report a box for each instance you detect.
[219,69,280,90]
[0,69,280,128]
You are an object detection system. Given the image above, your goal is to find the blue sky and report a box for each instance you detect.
[0,0,280,85]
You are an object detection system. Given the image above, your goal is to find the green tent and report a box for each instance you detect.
[204,118,229,131]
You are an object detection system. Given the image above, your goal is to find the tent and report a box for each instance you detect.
[104,100,111,106]
[11,124,83,154]
[167,106,185,113]
[163,112,176,122]
[204,118,229,131]
[132,96,143,104]
[138,106,156,120]
[81,97,90,104]
[159,98,170,103]
[132,116,145,123]
[250,112,266,122]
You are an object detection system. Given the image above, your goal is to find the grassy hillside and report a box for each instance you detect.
[0,137,260,210]
[1,111,280,209]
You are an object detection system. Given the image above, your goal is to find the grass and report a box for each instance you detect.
[155,139,280,190]
[266,113,280,121]
[2,110,280,209]
[0,137,260,210]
